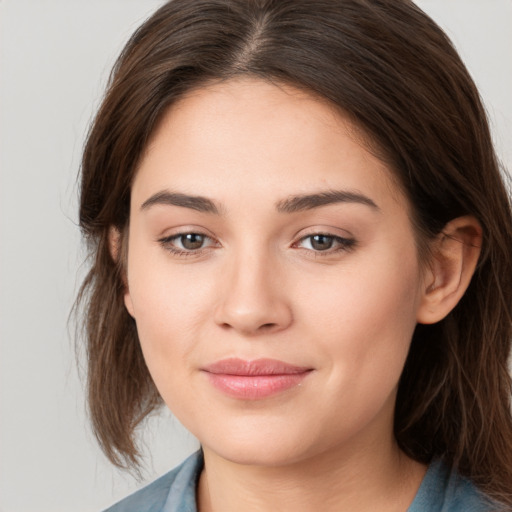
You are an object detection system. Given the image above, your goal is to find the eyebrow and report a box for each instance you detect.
[276,190,380,213]
[140,191,220,214]
[140,189,379,215]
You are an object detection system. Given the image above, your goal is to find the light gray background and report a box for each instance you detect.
[0,1,510,511]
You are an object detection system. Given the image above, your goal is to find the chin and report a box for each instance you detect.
[197,418,326,468]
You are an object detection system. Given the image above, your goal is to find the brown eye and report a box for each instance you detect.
[296,233,356,254]
[179,233,206,250]
[159,232,216,255]
[310,234,334,251]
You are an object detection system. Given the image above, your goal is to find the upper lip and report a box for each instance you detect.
[202,358,312,376]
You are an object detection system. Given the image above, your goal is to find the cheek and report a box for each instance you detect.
[126,272,210,419]
[299,248,422,389]
[129,272,211,353]
[127,224,213,324]
[124,240,216,386]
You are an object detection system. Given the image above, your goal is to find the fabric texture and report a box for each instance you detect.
[103,451,498,512]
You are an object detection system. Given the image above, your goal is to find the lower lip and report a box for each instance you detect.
[204,372,311,400]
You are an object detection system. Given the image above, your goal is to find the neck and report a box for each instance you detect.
[197,435,426,512]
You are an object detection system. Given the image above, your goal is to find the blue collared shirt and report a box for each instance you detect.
[103,451,498,512]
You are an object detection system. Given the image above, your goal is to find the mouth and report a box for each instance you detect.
[201,358,313,400]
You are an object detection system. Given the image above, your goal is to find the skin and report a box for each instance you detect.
[121,78,481,511]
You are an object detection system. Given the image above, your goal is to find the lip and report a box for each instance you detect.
[201,358,313,400]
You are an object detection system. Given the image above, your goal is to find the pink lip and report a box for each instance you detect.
[201,358,312,400]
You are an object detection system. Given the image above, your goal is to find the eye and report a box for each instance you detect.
[296,233,356,253]
[176,233,208,250]
[304,234,335,251]
[158,232,216,255]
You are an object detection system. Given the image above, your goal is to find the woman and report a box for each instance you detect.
[77,0,512,510]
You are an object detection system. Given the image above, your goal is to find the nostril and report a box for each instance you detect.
[214,297,293,334]
[219,321,277,332]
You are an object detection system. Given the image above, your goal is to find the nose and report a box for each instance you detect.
[213,251,293,336]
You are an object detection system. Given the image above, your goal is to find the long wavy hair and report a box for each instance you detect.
[76,0,512,506]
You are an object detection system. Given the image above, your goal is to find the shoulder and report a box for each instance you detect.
[102,451,203,512]
[442,473,499,512]
[409,459,501,512]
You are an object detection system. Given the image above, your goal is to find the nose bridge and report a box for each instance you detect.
[214,241,292,334]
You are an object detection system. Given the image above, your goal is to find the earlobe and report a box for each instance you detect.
[108,226,135,318]
[416,216,482,325]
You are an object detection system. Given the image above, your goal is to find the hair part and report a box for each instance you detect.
[76,0,512,504]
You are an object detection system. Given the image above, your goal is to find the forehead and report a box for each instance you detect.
[145,78,349,160]
[133,78,406,213]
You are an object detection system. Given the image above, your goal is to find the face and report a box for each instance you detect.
[124,78,428,467]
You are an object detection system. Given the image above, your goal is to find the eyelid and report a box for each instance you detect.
[291,226,357,255]
[156,224,217,240]
[157,227,220,256]
[156,225,356,257]
[294,234,356,251]
[292,224,354,239]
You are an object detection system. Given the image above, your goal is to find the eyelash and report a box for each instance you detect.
[158,232,356,257]
[294,233,356,254]
[158,232,218,258]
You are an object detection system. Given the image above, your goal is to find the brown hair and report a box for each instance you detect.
[76,0,512,505]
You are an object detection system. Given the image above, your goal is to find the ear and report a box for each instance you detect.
[416,216,482,325]
[108,226,122,262]
[108,226,135,318]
